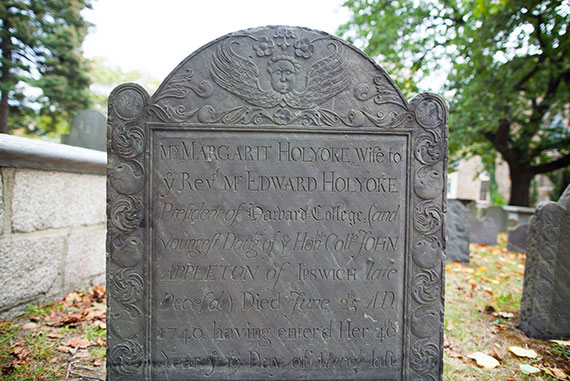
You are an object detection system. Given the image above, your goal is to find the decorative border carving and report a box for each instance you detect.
[107,83,149,380]
[408,93,448,379]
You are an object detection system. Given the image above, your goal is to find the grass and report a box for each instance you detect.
[443,235,569,380]
[0,286,106,380]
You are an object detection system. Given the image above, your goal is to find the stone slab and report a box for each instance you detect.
[482,205,508,232]
[11,169,105,233]
[106,26,448,380]
[519,185,570,339]
[507,223,530,253]
[0,235,64,311]
[64,227,106,288]
[445,199,470,262]
[469,216,499,245]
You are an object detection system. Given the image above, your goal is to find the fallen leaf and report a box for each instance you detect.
[550,339,570,347]
[62,337,91,348]
[447,350,465,360]
[508,346,538,358]
[549,367,568,380]
[489,347,503,362]
[493,310,514,319]
[519,363,541,375]
[21,322,39,330]
[484,287,494,296]
[468,352,500,369]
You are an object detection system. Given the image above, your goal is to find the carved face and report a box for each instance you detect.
[270,60,296,94]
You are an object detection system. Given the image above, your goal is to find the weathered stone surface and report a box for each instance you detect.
[446,199,470,262]
[62,110,107,151]
[482,205,509,232]
[519,185,570,339]
[507,223,530,253]
[64,227,106,288]
[12,169,105,232]
[469,215,499,245]
[106,26,448,380]
[0,236,64,311]
[0,170,4,236]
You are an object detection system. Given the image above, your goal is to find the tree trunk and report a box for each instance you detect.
[0,18,12,134]
[0,91,9,134]
[508,164,533,206]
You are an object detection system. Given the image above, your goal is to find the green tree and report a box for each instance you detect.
[339,0,570,206]
[0,0,93,135]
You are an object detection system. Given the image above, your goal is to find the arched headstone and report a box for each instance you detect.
[106,26,448,380]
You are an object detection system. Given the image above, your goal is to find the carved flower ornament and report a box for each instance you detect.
[253,35,274,57]
[294,37,315,58]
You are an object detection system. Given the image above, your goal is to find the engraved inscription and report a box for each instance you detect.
[150,131,408,379]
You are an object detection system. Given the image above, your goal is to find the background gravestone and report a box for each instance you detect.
[106,26,448,380]
[446,199,470,262]
[482,205,508,233]
[469,216,499,245]
[507,223,530,253]
[519,185,570,339]
[62,110,107,151]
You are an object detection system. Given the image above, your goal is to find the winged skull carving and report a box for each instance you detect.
[210,40,351,109]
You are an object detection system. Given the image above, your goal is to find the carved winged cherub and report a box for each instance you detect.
[210,40,350,109]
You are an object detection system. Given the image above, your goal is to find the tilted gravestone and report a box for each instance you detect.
[106,26,448,380]
[507,223,530,253]
[445,199,470,262]
[469,215,499,245]
[519,185,570,339]
[62,109,107,151]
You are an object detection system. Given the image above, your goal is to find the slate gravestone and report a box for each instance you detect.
[482,205,508,232]
[62,110,106,151]
[446,199,470,262]
[519,185,570,339]
[469,216,499,245]
[507,223,530,253]
[106,26,448,380]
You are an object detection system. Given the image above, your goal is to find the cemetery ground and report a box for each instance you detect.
[0,236,568,380]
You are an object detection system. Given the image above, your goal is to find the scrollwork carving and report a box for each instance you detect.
[415,133,444,165]
[111,124,145,159]
[414,200,443,235]
[110,268,144,306]
[110,196,144,232]
[109,339,144,375]
[413,270,440,304]
[410,338,439,372]
[353,73,404,105]
[154,67,213,102]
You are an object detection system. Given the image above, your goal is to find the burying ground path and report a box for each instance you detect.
[0,239,568,380]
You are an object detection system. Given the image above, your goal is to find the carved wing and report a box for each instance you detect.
[285,42,351,109]
[210,41,279,108]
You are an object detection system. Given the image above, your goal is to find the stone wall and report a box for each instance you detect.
[0,135,106,318]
